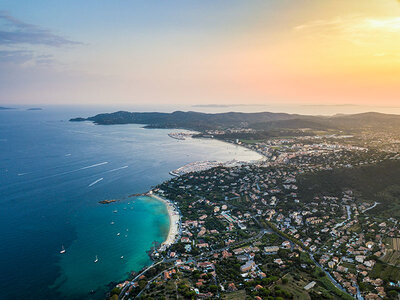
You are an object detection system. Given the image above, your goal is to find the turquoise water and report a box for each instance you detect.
[52,196,169,298]
[0,107,261,299]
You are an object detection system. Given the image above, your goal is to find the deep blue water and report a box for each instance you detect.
[0,107,261,299]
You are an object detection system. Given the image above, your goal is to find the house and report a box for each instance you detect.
[222,250,232,258]
[240,260,255,272]
[355,255,366,263]
[233,248,244,255]
[181,237,190,243]
[264,246,279,254]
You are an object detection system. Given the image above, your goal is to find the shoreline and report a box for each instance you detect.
[148,192,181,251]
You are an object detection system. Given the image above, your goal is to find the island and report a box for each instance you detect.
[98,199,118,204]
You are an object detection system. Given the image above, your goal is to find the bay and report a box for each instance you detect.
[0,107,262,299]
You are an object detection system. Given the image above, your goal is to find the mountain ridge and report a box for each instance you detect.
[70,110,400,132]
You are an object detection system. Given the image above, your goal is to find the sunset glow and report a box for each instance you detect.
[0,0,399,107]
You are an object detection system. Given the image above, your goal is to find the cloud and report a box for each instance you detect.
[294,15,400,49]
[0,50,55,66]
[0,50,34,63]
[294,15,400,34]
[0,11,81,46]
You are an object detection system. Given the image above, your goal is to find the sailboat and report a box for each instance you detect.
[94,255,98,263]
[60,245,66,254]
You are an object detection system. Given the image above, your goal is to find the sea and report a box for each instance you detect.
[0,106,262,300]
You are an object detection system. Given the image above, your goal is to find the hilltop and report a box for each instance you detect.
[70,110,400,133]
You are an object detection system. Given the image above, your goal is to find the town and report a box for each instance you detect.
[110,132,400,300]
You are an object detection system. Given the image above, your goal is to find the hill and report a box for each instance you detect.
[298,160,400,218]
[70,111,400,132]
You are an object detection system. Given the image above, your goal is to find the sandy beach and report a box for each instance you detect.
[149,193,180,250]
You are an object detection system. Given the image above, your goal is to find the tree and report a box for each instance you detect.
[209,285,218,293]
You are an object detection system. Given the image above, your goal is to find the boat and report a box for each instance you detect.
[60,245,66,254]
[113,210,118,213]
[94,255,98,263]
[120,256,124,259]
[117,233,120,236]
[110,221,114,225]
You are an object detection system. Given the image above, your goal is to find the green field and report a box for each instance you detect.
[222,290,246,300]
[370,261,400,282]
[276,273,311,300]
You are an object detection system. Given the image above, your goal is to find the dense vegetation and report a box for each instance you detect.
[298,160,400,217]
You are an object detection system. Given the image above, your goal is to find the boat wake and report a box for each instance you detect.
[29,162,109,181]
[88,178,104,187]
[105,165,128,173]
[79,162,108,171]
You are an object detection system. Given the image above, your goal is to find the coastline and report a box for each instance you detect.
[148,192,181,251]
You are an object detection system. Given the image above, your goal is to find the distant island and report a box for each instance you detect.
[0,106,15,110]
[27,108,43,111]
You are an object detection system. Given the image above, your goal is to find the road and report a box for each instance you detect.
[123,228,267,298]
[135,265,177,299]
[264,221,357,299]
[334,205,351,229]
[119,259,171,300]
[362,202,379,213]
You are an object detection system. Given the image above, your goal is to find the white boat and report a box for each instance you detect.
[120,256,124,259]
[113,210,118,213]
[94,255,98,263]
[110,221,114,225]
[60,245,66,254]
[117,233,120,236]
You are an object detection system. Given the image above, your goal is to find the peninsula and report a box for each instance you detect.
[70,110,400,133]
[103,110,400,300]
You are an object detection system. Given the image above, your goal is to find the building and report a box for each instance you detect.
[240,260,255,273]
[264,246,280,254]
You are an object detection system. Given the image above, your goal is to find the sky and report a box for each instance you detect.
[0,0,400,108]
